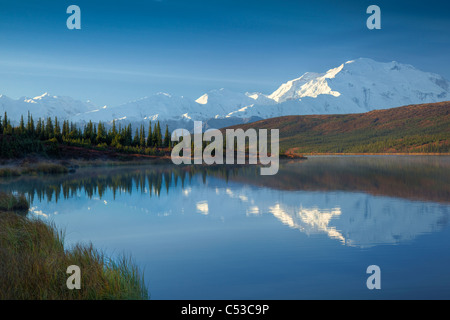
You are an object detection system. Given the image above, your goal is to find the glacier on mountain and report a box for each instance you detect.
[1,58,449,128]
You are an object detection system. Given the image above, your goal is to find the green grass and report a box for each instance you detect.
[0,197,149,300]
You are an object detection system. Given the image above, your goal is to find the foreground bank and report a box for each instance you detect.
[0,193,149,300]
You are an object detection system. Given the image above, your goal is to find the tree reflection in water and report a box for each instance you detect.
[0,156,448,205]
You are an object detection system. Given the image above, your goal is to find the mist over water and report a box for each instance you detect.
[2,156,449,299]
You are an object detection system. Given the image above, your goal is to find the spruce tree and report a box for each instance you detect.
[36,118,42,139]
[19,115,25,135]
[164,124,170,148]
[28,114,35,137]
[156,121,162,147]
[139,124,146,147]
[147,121,153,147]
[46,117,54,139]
[96,121,107,144]
[54,117,61,141]
[151,122,156,147]
[126,124,132,146]
[2,112,7,133]
[133,128,139,146]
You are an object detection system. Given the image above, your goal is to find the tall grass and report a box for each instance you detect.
[0,192,29,212]
[0,208,149,300]
[0,163,69,177]
[21,163,69,175]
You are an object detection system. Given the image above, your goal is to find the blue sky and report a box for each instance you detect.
[0,0,449,106]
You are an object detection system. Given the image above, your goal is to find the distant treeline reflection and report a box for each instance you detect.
[0,156,448,205]
[0,165,249,204]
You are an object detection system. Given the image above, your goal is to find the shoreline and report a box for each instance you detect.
[0,151,448,177]
[303,152,450,156]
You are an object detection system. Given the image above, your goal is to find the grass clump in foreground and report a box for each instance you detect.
[0,192,29,212]
[0,201,149,300]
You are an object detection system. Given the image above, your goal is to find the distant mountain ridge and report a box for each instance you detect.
[0,92,97,123]
[1,58,449,130]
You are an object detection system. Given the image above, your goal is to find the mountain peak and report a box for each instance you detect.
[33,92,53,100]
[155,92,172,98]
[266,58,450,106]
[0,58,448,126]
[345,57,374,63]
[196,93,209,105]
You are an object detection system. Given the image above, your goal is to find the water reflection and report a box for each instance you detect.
[222,156,450,204]
[264,198,447,248]
[0,165,215,204]
[269,205,345,243]
[1,156,449,248]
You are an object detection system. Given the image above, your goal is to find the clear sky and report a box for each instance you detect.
[0,0,449,106]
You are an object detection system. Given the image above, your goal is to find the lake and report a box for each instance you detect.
[2,156,450,299]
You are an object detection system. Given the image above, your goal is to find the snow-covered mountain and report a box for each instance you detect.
[195,88,275,118]
[73,93,201,123]
[225,58,450,118]
[0,92,97,124]
[71,88,273,125]
[1,58,449,128]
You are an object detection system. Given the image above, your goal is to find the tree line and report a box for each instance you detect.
[0,111,172,158]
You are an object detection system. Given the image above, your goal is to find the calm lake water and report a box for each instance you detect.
[3,156,450,299]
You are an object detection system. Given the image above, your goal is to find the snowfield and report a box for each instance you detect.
[1,58,449,129]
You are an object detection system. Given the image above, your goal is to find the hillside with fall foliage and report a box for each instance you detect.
[223,101,450,154]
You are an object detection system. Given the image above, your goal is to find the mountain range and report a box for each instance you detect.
[1,58,449,130]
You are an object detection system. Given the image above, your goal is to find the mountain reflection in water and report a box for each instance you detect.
[1,156,448,248]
